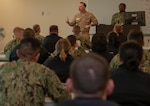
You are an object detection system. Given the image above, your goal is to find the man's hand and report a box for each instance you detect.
[66,17,70,24]
[85,24,91,29]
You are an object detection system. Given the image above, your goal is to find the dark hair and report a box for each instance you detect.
[18,37,41,60]
[127,29,144,46]
[70,53,110,94]
[33,24,40,33]
[80,2,86,7]
[67,35,76,46]
[119,41,143,71]
[92,33,107,52]
[119,3,126,8]
[49,25,58,32]
[23,28,35,38]
[108,32,120,48]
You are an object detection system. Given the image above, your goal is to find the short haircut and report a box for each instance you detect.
[127,29,144,46]
[70,53,110,94]
[33,24,40,33]
[80,2,86,7]
[13,27,24,34]
[18,37,41,60]
[119,3,126,8]
[72,25,81,35]
[49,25,58,32]
[119,41,143,71]
[92,33,107,52]
[67,35,76,46]
[23,28,35,38]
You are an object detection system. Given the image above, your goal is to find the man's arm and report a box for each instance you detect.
[84,13,98,29]
[90,13,98,26]
[66,17,76,26]
[109,54,120,71]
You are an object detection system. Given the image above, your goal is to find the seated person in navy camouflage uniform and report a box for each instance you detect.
[4,27,24,59]
[33,24,44,43]
[110,29,150,73]
[72,25,91,50]
[108,41,150,106]
[9,28,49,64]
[67,35,86,58]
[0,37,70,106]
[57,53,119,106]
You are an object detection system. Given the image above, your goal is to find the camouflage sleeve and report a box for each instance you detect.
[111,14,116,25]
[90,13,98,26]
[4,39,21,59]
[71,46,86,58]
[35,34,44,43]
[140,50,150,74]
[80,36,91,49]
[44,67,71,102]
[68,15,77,26]
[109,54,120,71]
[4,40,14,59]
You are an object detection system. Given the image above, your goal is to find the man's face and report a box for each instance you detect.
[119,4,125,12]
[79,3,85,12]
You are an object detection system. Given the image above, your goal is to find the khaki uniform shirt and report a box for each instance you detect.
[72,11,98,35]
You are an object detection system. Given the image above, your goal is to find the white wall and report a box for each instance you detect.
[0,0,87,51]
[0,0,150,51]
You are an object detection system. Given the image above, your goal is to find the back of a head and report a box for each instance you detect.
[13,27,24,38]
[70,53,110,94]
[55,38,71,62]
[92,33,107,52]
[18,37,41,61]
[72,25,81,35]
[33,24,40,33]
[49,25,58,33]
[127,29,144,46]
[108,32,120,47]
[67,35,76,47]
[119,41,143,71]
[113,24,123,33]
[23,28,35,38]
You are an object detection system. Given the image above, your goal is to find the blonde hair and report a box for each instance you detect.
[55,38,71,62]
[113,24,123,34]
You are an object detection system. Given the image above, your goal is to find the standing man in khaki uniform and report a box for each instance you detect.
[66,2,98,40]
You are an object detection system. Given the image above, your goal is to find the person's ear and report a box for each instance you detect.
[66,78,73,94]
[35,53,40,62]
[117,54,123,64]
[105,79,114,96]
[16,49,19,57]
